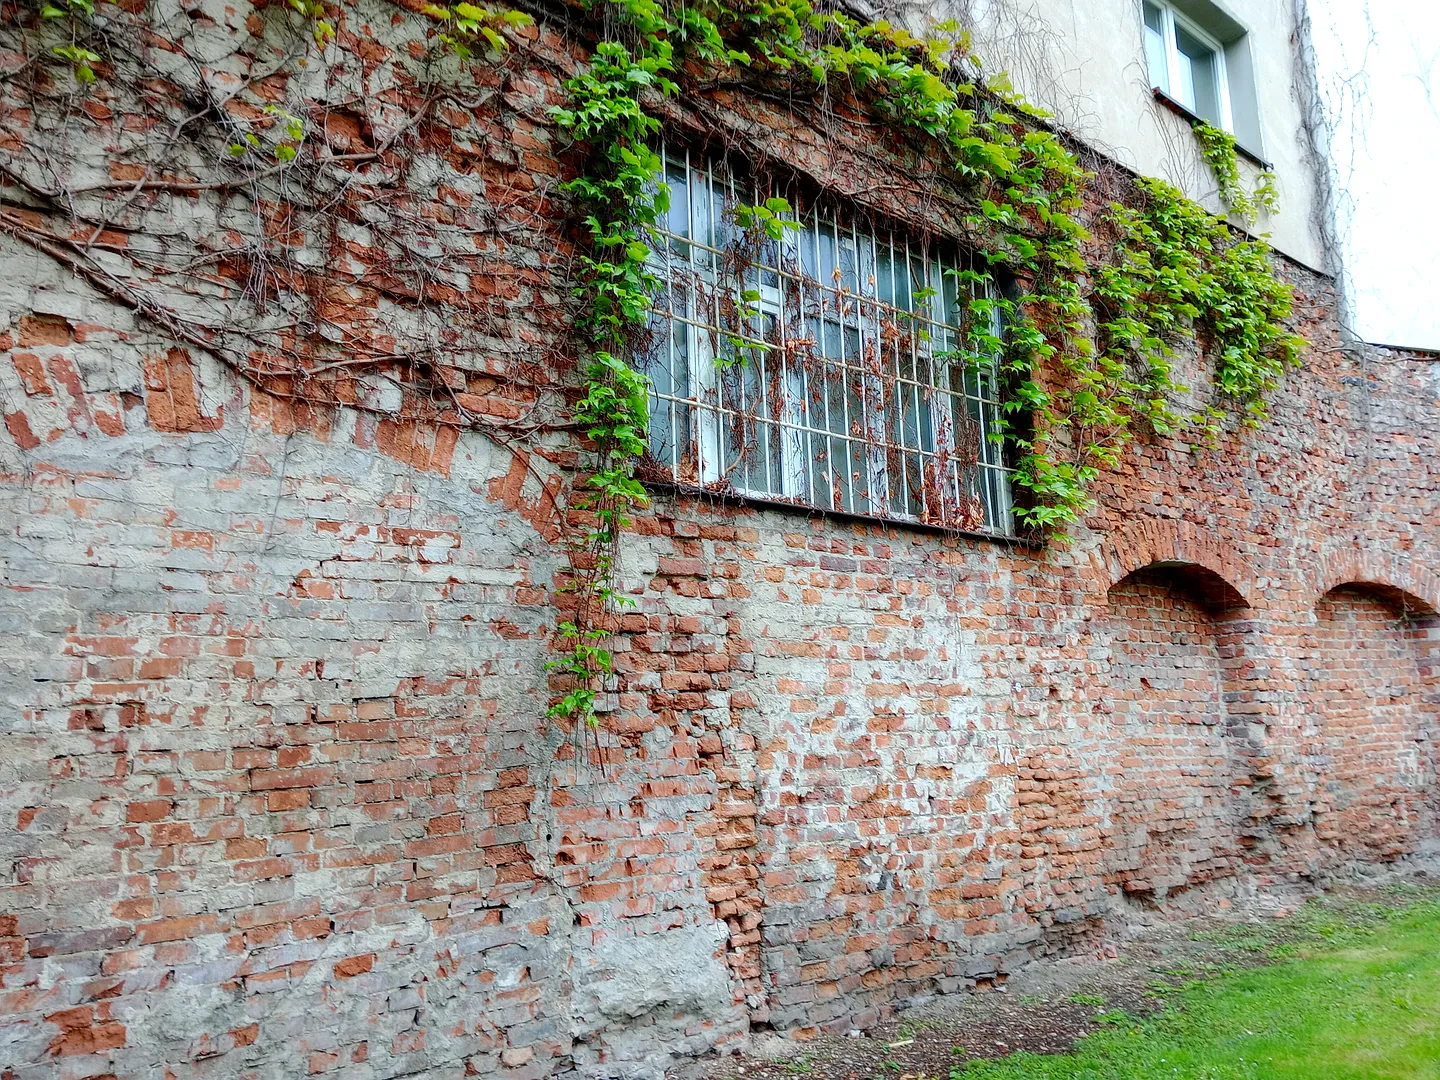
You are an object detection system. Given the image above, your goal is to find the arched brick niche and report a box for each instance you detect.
[1308,547,1440,620]
[1103,519,1259,613]
[1301,583,1440,865]
[1101,563,1250,903]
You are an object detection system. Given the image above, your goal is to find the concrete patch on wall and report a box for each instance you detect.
[570,920,741,1078]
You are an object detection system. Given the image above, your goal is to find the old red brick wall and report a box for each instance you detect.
[0,298,1436,1080]
[1103,568,1239,904]
[0,5,1438,1078]
[1302,586,1438,862]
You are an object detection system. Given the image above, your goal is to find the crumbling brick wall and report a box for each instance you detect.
[1303,585,1438,862]
[1103,567,1240,904]
[0,2,1438,1077]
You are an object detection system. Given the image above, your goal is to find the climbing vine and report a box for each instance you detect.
[544,33,675,725]
[1193,119,1280,224]
[0,0,1308,731]
[544,0,1309,726]
[1096,177,1305,440]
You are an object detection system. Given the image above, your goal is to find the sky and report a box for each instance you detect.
[1307,0,1440,350]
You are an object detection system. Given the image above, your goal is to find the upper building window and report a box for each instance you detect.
[1144,0,1230,127]
[1141,0,1264,155]
[636,146,1016,535]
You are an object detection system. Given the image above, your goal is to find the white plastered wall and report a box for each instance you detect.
[890,0,1329,271]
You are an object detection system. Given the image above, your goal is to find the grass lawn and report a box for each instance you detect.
[958,893,1440,1080]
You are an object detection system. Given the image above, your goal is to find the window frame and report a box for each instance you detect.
[1143,0,1235,133]
[638,144,1018,537]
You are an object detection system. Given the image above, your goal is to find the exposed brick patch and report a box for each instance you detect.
[44,1006,126,1057]
[1302,586,1437,861]
[486,448,564,543]
[142,348,223,433]
[18,314,72,347]
[11,352,52,396]
[4,409,40,449]
[333,953,375,979]
[373,418,459,476]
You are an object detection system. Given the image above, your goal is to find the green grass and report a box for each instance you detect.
[957,897,1440,1080]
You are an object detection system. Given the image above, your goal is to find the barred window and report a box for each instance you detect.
[636,146,1016,535]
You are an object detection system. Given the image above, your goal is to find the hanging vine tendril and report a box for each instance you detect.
[542,0,1307,727]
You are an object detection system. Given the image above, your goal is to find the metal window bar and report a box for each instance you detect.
[637,149,1016,535]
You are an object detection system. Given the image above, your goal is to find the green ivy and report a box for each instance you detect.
[1193,121,1254,221]
[545,29,677,727]
[1097,177,1305,445]
[544,0,1307,723]
[36,0,101,82]
[22,0,1304,726]
[420,1,533,58]
[1192,120,1279,224]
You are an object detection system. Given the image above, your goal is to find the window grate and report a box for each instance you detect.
[635,146,1016,535]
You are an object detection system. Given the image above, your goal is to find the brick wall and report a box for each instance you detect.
[1,3,1438,1077]
[1104,568,1238,904]
[1303,586,1438,862]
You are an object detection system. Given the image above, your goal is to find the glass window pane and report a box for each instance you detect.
[642,147,1016,534]
[875,235,897,307]
[691,162,713,270]
[1143,3,1169,94]
[664,155,690,254]
[1174,24,1220,122]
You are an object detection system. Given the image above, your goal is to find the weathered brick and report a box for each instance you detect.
[0,5,1434,1080]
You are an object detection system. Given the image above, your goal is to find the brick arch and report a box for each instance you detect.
[1308,545,1440,618]
[1102,519,1257,612]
